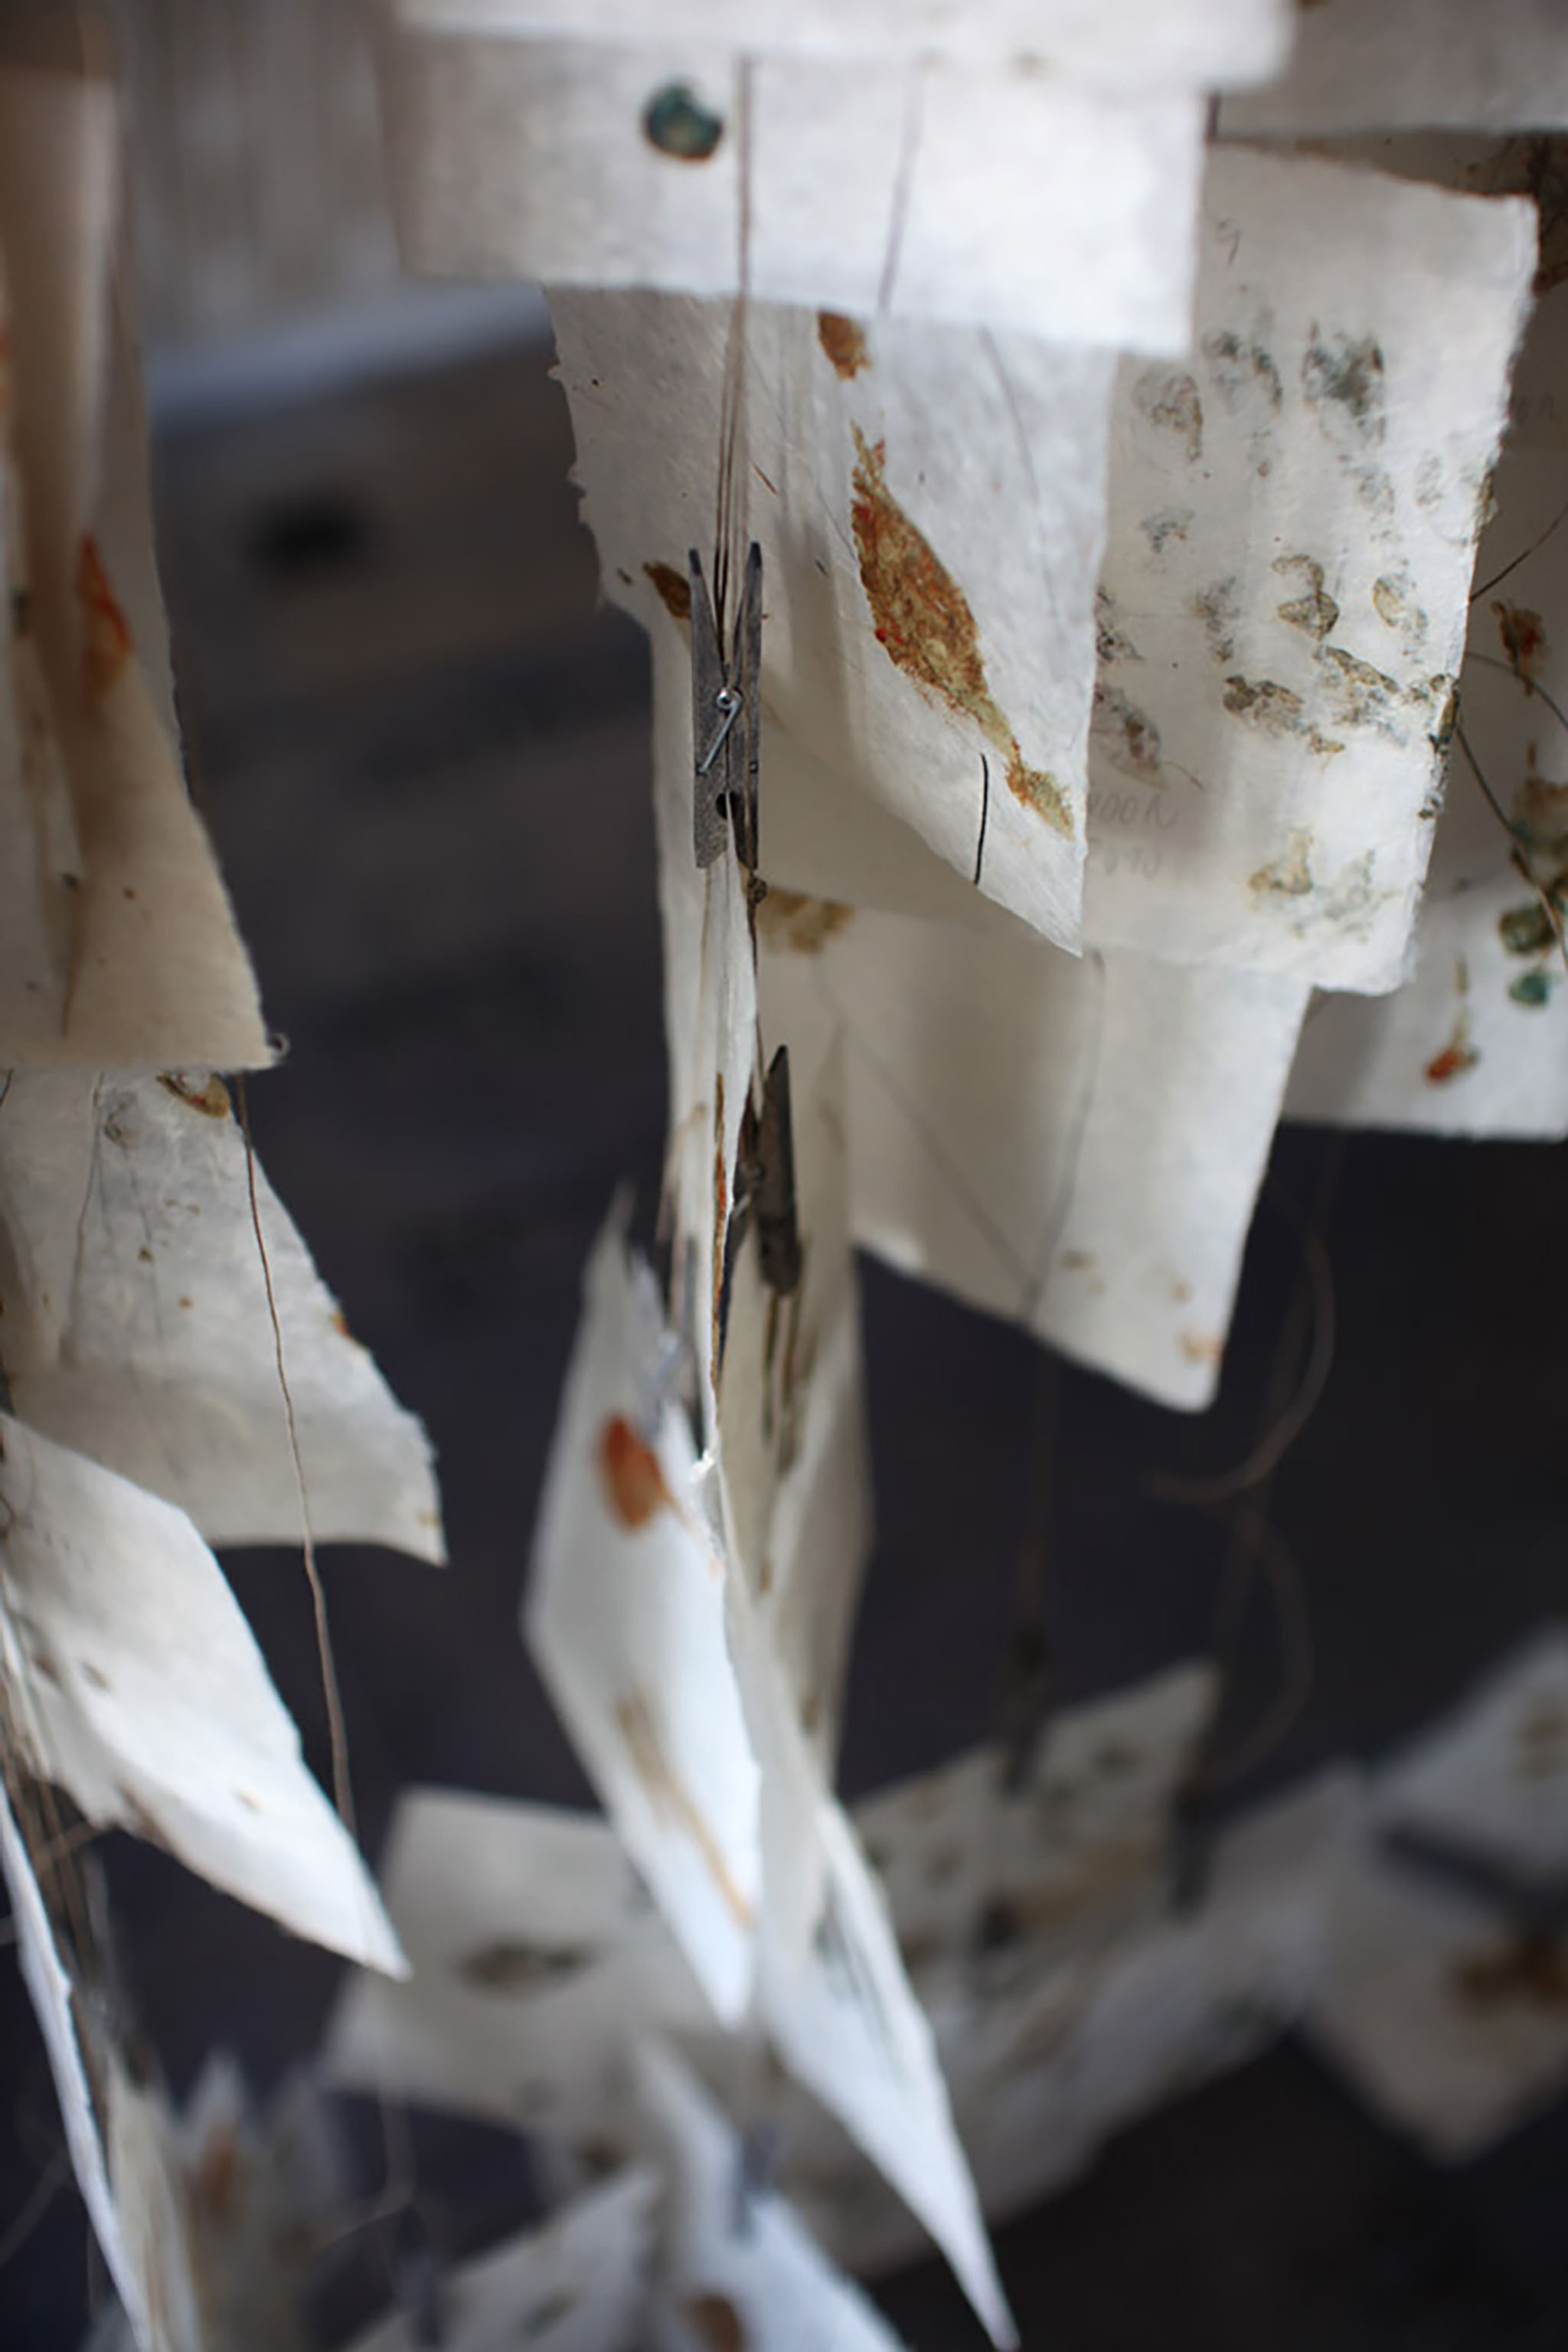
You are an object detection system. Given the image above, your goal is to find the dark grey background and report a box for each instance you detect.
[3,325,1566,2349]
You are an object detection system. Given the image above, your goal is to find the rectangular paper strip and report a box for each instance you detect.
[758,901,1308,1410]
[556,293,1110,948]
[1082,144,1535,994]
[385,27,1207,351]
[0,1413,404,1972]
[1287,442,1568,1135]
[526,1200,761,2022]
[392,0,1289,86]
[0,1067,444,1557]
[0,57,270,1070]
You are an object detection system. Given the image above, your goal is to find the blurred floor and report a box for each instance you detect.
[3,319,1568,2348]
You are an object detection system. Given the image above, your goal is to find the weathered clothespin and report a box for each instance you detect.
[689,542,762,871]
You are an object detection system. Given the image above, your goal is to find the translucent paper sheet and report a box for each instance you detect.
[1288,445,1568,1135]
[0,57,270,1071]
[0,1067,444,1558]
[0,1414,404,1972]
[1083,145,1535,993]
[557,296,1111,947]
[527,1203,761,2021]
[758,900,1308,1410]
[385,26,1213,349]
[391,0,1289,84]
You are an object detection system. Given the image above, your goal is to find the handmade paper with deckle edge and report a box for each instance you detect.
[0,1066,444,1559]
[758,899,1307,1411]
[1287,439,1568,1135]
[0,1413,404,1971]
[383,22,1210,352]
[1081,144,1535,995]
[554,292,1109,949]
[0,56,270,1071]
[525,1200,761,2024]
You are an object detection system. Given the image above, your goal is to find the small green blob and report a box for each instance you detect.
[1509,968,1555,1008]
[642,81,724,161]
[1499,901,1557,957]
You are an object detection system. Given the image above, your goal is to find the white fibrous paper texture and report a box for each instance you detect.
[345,2169,658,2352]
[1305,1825,1568,2157]
[637,2040,907,2352]
[1084,145,1534,993]
[385,26,1210,351]
[0,1413,404,1972]
[0,1067,444,1559]
[758,1755,1351,2278]
[526,1201,761,2022]
[1223,0,1568,136]
[554,292,1109,949]
[392,0,1289,86]
[758,900,1307,1410]
[0,62,270,1072]
[753,1790,1014,2346]
[1288,444,1568,1136]
[325,1788,710,2142]
[1374,1629,1568,1887]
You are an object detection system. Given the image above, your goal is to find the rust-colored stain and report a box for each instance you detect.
[850,428,1070,835]
[1273,554,1339,642]
[643,560,691,624]
[1178,1331,1223,1367]
[1513,769,1568,897]
[616,1689,753,1929]
[1250,828,1314,900]
[1455,1931,1568,2014]
[193,2123,239,2223]
[817,311,869,379]
[157,1071,232,1119]
[331,1308,356,1342]
[77,534,132,702]
[1494,599,1547,689]
[755,887,854,954]
[597,1413,675,1531]
[684,2295,747,2352]
[1424,1015,1479,1086]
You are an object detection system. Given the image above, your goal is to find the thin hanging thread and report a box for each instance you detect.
[235,1078,420,2244]
[235,1076,352,1833]
[1183,1139,1343,1795]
